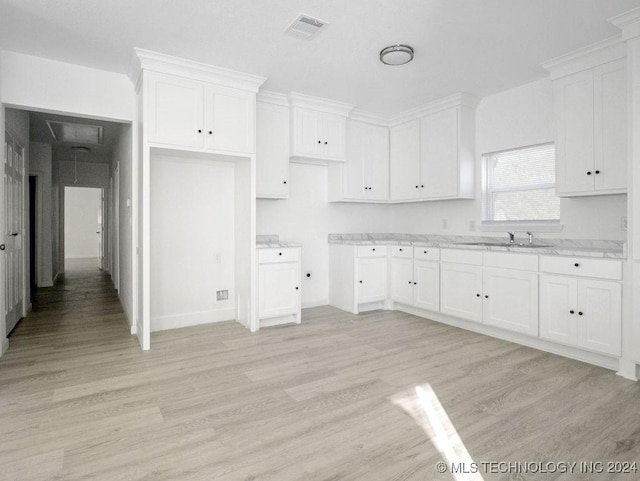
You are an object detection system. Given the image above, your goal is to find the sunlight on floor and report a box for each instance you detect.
[392,384,484,481]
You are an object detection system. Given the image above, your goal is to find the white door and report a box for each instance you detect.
[413,260,440,312]
[256,102,289,198]
[390,120,421,201]
[258,262,300,319]
[205,85,253,154]
[577,279,621,356]
[482,268,538,336]
[148,73,205,148]
[440,263,482,322]
[420,108,459,199]
[294,108,322,157]
[594,59,627,192]
[357,257,387,304]
[343,120,367,200]
[366,124,390,201]
[554,69,595,195]
[390,257,413,305]
[539,274,577,346]
[3,132,25,334]
[321,113,346,161]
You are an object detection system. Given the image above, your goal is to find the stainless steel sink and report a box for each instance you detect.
[456,242,553,248]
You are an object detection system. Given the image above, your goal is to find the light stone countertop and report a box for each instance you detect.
[328,233,626,259]
[256,235,302,249]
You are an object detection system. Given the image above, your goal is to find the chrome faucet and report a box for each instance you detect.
[527,231,533,246]
[507,232,515,244]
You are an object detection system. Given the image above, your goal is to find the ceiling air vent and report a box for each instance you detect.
[285,14,328,40]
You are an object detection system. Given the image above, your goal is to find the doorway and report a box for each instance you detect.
[64,186,103,272]
[29,176,37,302]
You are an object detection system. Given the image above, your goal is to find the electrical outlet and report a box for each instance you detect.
[621,216,628,231]
[216,290,228,301]
[304,271,312,279]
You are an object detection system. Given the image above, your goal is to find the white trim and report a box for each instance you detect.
[151,308,237,332]
[257,90,289,107]
[541,35,626,79]
[288,92,355,116]
[130,48,266,93]
[348,108,391,126]
[479,221,564,233]
[610,7,640,40]
[0,338,8,356]
[389,92,479,126]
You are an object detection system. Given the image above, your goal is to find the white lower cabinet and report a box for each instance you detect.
[358,257,388,304]
[440,262,483,322]
[482,268,538,336]
[390,246,440,312]
[540,274,621,356]
[257,248,301,328]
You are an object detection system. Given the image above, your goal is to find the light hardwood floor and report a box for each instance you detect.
[2,266,640,481]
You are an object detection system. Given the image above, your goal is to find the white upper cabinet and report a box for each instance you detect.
[288,93,354,164]
[389,96,476,202]
[256,95,290,199]
[133,49,265,157]
[330,119,389,202]
[545,40,627,197]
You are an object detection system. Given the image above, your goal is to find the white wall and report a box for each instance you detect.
[29,141,53,286]
[389,78,628,240]
[150,153,237,331]
[112,124,134,326]
[257,163,393,307]
[64,187,101,259]
[1,51,134,122]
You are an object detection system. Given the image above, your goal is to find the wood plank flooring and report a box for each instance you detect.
[2,265,640,480]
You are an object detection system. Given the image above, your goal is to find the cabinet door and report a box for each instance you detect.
[420,108,459,199]
[440,263,482,322]
[390,120,421,201]
[292,108,322,157]
[483,268,538,336]
[258,262,300,319]
[539,274,578,345]
[594,59,627,193]
[577,279,621,356]
[343,120,367,199]
[413,260,439,312]
[147,73,205,148]
[205,85,253,154]
[322,113,346,161]
[390,258,414,305]
[357,257,388,304]
[366,125,390,201]
[256,102,289,198]
[555,69,595,195]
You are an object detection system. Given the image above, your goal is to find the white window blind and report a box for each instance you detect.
[483,143,560,222]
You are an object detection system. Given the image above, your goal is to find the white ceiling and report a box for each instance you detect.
[1,0,640,115]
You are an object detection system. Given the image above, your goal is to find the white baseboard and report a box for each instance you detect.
[151,308,236,332]
[130,324,137,335]
[0,338,9,357]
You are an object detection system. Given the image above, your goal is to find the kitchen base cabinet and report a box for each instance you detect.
[257,248,301,329]
[390,246,440,312]
[329,244,388,314]
[540,274,621,356]
[440,263,483,322]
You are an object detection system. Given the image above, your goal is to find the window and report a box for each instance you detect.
[483,143,559,222]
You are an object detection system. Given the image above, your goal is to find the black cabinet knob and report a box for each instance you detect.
[423,251,427,254]
[415,185,419,188]
[324,141,328,145]
[283,181,287,184]
[208,131,213,135]
[413,282,417,285]
[278,252,282,256]
[595,170,600,174]
[408,281,412,284]
[399,248,403,251]
[484,295,489,299]
[198,129,202,133]
[578,311,583,316]
[421,185,424,188]
[570,310,575,314]
[476,294,480,297]
[587,171,592,175]
[372,248,376,252]
[295,287,299,290]
[574,263,579,267]
[317,140,321,144]
[359,280,363,283]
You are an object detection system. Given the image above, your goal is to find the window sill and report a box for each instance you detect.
[478,221,564,233]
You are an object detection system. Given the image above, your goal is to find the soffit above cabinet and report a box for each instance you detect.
[129,48,266,92]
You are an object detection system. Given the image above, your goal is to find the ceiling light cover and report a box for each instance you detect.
[380,44,414,66]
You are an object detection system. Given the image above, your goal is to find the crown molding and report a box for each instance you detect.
[389,92,479,126]
[288,92,355,116]
[257,90,289,107]
[348,108,391,126]
[129,48,266,92]
[541,35,625,79]
[610,7,640,40]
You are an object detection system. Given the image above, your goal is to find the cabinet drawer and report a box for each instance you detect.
[414,247,440,261]
[539,255,621,280]
[441,248,482,266]
[390,245,413,258]
[484,252,538,272]
[258,248,300,264]
[357,245,388,257]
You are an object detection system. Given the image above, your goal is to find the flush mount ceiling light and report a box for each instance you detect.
[379,44,414,66]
